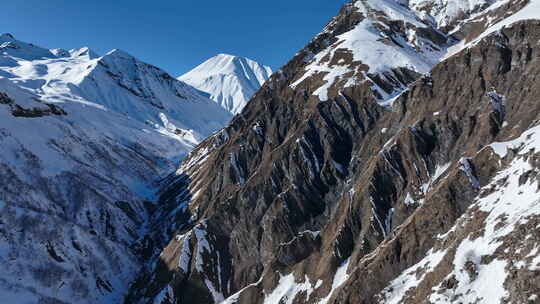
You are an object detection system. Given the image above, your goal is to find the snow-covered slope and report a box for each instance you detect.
[290,0,536,104]
[0,34,231,303]
[408,0,497,28]
[467,0,540,40]
[380,129,540,303]
[179,54,272,114]
[291,0,454,102]
[0,34,231,146]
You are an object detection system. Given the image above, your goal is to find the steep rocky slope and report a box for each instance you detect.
[0,35,231,303]
[179,54,272,114]
[127,0,540,304]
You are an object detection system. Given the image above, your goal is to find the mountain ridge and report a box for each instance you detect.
[0,33,231,303]
[125,1,540,303]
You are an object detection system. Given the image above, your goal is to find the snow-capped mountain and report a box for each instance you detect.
[125,1,540,304]
[0,33,231,303]
[179,54,272,114]
[3,0,540,303]
[0,34,231,145]
[290,0,454,103]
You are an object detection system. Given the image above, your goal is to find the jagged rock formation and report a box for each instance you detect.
[179,54,272,114]
[126,0,540,304]
[0,34,231,303]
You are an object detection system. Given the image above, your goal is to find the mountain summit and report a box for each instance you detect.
[179,54,272,114]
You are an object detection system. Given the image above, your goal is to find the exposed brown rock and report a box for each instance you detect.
[125,3,540,304]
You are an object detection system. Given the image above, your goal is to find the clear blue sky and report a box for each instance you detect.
[0,1,348,76]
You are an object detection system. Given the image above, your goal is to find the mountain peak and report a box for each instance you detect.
[50,48,70,57]
[191,53,271,76]
[0,33,15,42]
[215,53,237,59]
[69,47,99,59]
[179,54,272,114]
[0,35,57,61]
[104,48,134,59]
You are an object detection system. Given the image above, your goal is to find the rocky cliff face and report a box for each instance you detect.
[127,0,540,304]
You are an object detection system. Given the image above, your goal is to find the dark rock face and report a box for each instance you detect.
[10,101,67,117]
[332,19,540,304]
[126,2,540,304]
[0,92,66,117]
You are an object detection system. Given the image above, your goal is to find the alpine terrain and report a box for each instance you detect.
[124,0,540,303]
[0,33,231,303]
[1,0,540,304]
[179,54,273,114]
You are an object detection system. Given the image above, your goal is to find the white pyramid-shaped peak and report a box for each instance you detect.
[179,54,272,114]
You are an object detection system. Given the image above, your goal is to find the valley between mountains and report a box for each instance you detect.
[1,0,540,304]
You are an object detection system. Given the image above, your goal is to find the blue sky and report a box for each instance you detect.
[1,1,348,76]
